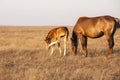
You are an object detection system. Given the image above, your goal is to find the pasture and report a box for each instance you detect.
[0,26,120,80]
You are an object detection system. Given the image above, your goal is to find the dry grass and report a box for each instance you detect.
[0,26,120,80]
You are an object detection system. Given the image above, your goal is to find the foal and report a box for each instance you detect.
[71,15,118,57]
[45,27,69,56]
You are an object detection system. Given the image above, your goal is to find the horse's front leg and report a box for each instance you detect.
[79,34,88,57]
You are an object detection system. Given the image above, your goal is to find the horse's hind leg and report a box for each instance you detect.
[105,34,114,57]
[79,34,88,57]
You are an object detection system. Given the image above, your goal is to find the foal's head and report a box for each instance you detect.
[44,37,51,45]
[44,37,52,50]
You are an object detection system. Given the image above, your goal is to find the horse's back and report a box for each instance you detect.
[78,15,115,24]
[75,15,115,31]
[74,15,116,38]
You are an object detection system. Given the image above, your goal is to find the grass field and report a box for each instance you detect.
[0,26,120,80]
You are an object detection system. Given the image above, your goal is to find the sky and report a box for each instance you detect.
[0,0,120,26]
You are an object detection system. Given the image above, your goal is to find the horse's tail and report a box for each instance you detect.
[115,18,120,28]
[71,30,78,55]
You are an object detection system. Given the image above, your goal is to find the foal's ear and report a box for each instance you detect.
[44,39,47,43]
[44,37,48,43]
[44,38,47,41]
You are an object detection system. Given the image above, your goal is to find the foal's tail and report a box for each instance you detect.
[65,27,69,41]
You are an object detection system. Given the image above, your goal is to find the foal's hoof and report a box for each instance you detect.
[81,54,87,57]
[64,54,67,56]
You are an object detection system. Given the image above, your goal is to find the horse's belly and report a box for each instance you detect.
[85,31,104,38]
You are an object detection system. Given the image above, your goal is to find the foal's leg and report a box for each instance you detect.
[50,45,55,56]
[79,34,88,57]
[63,36,67,56]
[58,42,62,55]
[105,34,114,57]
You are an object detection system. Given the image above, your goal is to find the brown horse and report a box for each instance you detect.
[71,15,118,57]
[45,27,69,56]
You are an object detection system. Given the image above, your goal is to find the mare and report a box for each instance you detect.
[71,15,118,57]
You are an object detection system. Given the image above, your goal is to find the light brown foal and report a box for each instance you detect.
[45,27,69,56]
